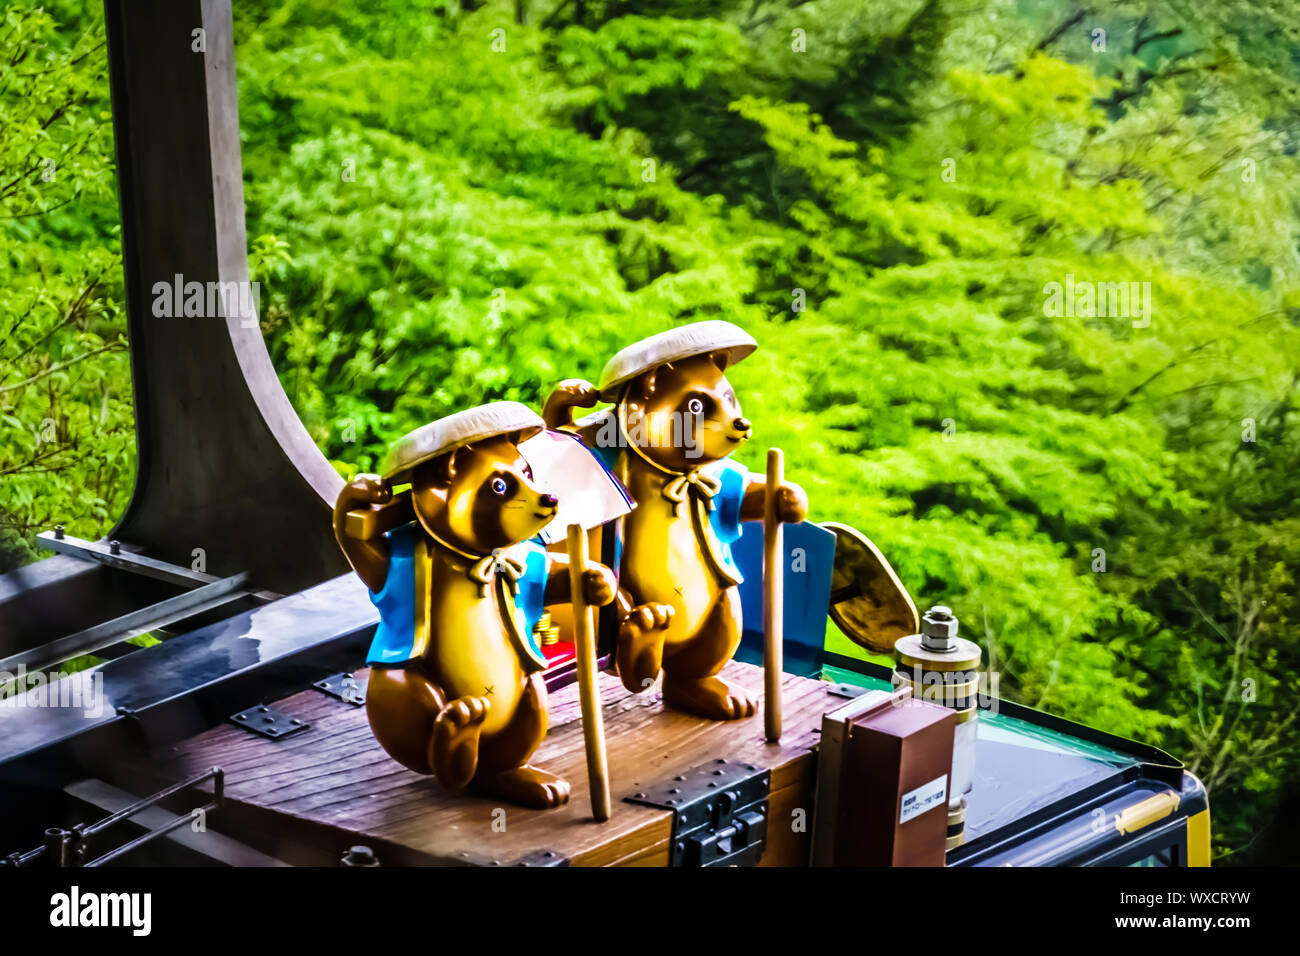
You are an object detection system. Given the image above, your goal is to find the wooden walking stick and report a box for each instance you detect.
[764,448,784,743]
[567,523,612,821]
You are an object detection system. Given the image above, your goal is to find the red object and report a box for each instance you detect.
[543,641,576,667]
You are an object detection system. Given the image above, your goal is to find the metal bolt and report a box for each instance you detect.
[108,539,121,555]
[341,845,379,867]
[44,828,70,867]
[921,605,959,650]
[53,525,65,539]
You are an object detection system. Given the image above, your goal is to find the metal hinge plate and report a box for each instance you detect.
[626,758,770,867]
[513,849,568,867]
[448,848,569,867]
[313,672,367,705]
[230,704,309,740]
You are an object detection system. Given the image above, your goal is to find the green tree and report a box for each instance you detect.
[0,5,130,571]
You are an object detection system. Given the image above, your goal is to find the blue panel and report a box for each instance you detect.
[732,521,836,677]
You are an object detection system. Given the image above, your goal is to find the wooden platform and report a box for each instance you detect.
[114,661,835,866]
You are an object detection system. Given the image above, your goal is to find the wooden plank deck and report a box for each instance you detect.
[117,660,834,866]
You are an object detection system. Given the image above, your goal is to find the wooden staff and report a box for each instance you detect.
[764,448,784,743]
[567,523,612,821]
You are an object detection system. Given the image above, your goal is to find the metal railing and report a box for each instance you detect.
[1,766,223,868]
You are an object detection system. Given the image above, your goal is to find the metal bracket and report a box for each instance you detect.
[626,758,770,867]
[230,704,309,740]
[444,848,567,867]
[514,849,568,867]
[37,529,280,602]
[313,672,367,706]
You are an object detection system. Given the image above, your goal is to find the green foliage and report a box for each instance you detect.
[0,5,130,568]
[4,0,1299,862]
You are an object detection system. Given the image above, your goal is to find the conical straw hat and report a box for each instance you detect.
[596,320,757,400]
[382,401,544,483]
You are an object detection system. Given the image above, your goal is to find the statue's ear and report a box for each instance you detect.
[710,349,729,373]
[424,447,464,488]
[636,366,661,401]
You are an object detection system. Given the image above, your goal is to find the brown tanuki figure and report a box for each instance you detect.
[544,321,808,720]
[333,402,617,809]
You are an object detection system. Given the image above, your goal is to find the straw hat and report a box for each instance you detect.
[596,320,757,400]
[381,401,544,483]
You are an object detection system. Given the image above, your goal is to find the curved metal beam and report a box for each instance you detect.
[103,0,345,593]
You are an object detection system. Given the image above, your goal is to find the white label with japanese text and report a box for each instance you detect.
[900,774,948,824]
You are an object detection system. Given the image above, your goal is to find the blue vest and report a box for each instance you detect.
[591,444,749,584]
[366,524,550,667]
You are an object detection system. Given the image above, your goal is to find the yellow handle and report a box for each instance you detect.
[763,449,784,743]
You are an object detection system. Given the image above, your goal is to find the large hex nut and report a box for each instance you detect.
[921,606,959,648]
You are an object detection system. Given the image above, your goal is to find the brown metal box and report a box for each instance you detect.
[812,688,955,866]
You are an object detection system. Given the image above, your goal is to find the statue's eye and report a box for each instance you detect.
[491,476,509,496]
[687,398,704,415]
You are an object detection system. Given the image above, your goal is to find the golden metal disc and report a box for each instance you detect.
[822,521,920,655]
[894,634,982,672]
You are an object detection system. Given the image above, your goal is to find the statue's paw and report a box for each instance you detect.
[430,696,490,790]
[553,379,599,408]
[540,775,572,809]
[543,379,599,428]
[337,473,390,510]
[474,766,571,810]
[442,695,490,729]
[663,675,756,721]
[620,602,674,641]
[618,604,674,692]
[582,565,618,607]
[725,687,759,719]
[777,481,809,524]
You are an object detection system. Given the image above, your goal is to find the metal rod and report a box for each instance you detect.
[81,767,223,837]
[85,800,220,867]
[65,776,287,867]
[2,768,225,868]
[0,574,249,674]
[38,531,221,588]
[36,531,279,602]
